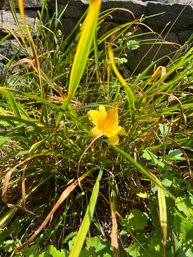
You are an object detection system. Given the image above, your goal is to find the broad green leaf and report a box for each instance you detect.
[168,149,183,160]
[2,240,15,252]
[159,123,170,136]
[124,243,141,257]
[161,178,172,188]
[85,236,112,256]
[127,39,140,50]
[25,244,39,256]
[47,244,57,254]
[175,197,193,219]
[142,149,165,168]
[39,253,50,257]
[103,254,112,257]
[122,209,148,230]
[79,249,90,257]
[48,246,64,257]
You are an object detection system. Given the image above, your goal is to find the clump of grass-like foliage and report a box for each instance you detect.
[0,0,193,256]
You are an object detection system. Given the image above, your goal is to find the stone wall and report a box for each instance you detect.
[47,0,193,43]
[2,0,41,9]
[46,0,193,72]
[0,1,41,75]
[0,0,193,73]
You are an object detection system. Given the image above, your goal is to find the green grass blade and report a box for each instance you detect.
[108,45,135,122]
[0,87,21,117]
[0,115,41,131]
[68,168,103,257]
[6,93,20,118]
[0,208,16,228]
[56,0,101,125]
[158,187,167,257]
[113,145,175,200]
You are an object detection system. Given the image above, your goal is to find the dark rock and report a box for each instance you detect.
[3,0,42,9]
[60,17,79,37]
[177,30,193,44]
[47,1,193,41]
[145,1,193,30]
[0,0,5,10]
[126,33,179,73]
[48,0,146,19]
[47,0,193,26]
[46,0,192,73]
[0,40,23,60]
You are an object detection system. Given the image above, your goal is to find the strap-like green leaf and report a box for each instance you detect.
[56,0,101,125]
[69,168,103,257]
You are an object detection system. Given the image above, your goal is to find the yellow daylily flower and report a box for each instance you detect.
[87,105,126,145]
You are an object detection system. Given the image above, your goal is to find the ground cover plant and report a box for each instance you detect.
[0,0,193,256]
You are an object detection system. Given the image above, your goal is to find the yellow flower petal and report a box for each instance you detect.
[100,110,117,133]
[90,127,102,136]
[106,109,119,127]
[87,105,125,145]
[108,135,119,145]
[87,105,106,127]
[117,126,126,136]
[103,125,125,137]
[98,105,107,118]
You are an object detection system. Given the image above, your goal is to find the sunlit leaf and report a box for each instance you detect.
[127,39,140,50]
[56,0,101,124]
[68,169,103,257]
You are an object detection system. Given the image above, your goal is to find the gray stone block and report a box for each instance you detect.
[3,0,42,9]
[145,1,193,30]
[177,30,193,44]
[47,0,193,34]
[0,10,39,32]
